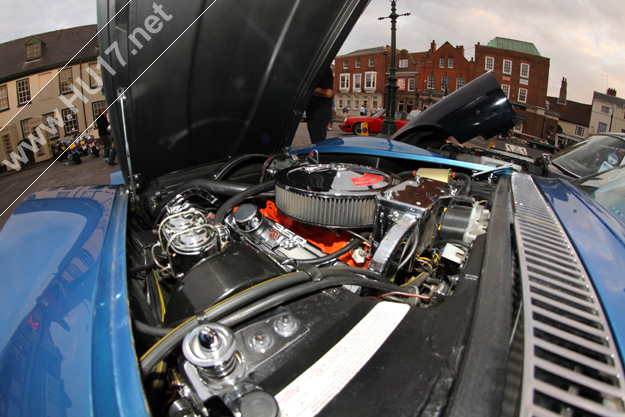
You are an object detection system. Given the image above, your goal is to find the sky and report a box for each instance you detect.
[1,0,623,105]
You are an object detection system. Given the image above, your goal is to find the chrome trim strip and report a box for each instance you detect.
[512,173,625,416]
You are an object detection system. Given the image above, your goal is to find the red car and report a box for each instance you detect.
[339,110,414,135]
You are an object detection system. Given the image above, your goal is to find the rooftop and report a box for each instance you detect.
[0,25,98,83]
[592,91,625,108]
[485,37,541,57]
[336,46,388,58]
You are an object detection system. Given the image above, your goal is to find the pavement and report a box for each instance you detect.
[0,121,541,231]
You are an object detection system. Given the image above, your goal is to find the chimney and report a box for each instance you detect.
[455,45,465,56]
[430,40,436,54]
[558,77,567,104]
[607,88,617,96]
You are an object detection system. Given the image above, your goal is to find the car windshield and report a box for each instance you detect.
[574,165,625,226]
[373,109,385,118]
[551,134,625,177]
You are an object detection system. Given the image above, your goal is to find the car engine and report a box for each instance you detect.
[127,157,495,417]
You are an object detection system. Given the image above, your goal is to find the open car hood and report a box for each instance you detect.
[391,72,515,145]
[97,0,370,184]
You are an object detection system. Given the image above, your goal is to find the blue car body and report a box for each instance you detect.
[0,185,149,416]
[1,143,624,416]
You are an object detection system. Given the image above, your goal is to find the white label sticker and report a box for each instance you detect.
[275,302,410,417]
[505,144,527,156]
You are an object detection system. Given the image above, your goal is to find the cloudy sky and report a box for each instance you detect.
[1,0,622,105]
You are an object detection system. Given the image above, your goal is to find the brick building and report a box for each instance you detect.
[474,37,557,142]
[546,77,592,147]
[334,41,474,118]
[416,41,474,110]
[334,46,388,117]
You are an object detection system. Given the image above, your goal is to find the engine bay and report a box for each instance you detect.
[126,152,507,417]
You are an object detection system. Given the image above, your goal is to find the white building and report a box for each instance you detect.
[588,89,625,136]
[0,25,103,172]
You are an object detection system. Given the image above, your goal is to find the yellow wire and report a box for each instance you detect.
[139,271,301,362]
[151,361,165,390]
[402,271,425,287]
[153,270,166,322]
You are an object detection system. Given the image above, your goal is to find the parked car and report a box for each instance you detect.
[540,133,625,178]
[527,138,561,153]
[339,109,414,135]
[1,1,624,417]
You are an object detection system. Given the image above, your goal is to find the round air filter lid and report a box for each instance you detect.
[274,163,399,228]
[275,163,397,198]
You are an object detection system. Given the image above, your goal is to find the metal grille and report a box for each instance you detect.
[511,173,625,417]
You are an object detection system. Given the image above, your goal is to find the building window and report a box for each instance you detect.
[503,59,512,75]
[92,101,106,119]
[20,119,31,140]
[346,98,351,108]
[368,57,374,67]
[343,60,348,69]
[501,84,510,98]
[338,99,343,108]
[353,58,360,68]
[16,78,31,106]
[373,99,378,108]
[485,56,494,71]
[518,88,528,103]
[439,57,445,68]
[25,39,43,61]
[353,74,361,90]
[2,133,14,158]
[513,122,523,133]
[0,85,8,111]
[42,112,59,139]
[398,59,408,68]
[574,126,585,137]
[601,105,610,114]
[427,75,435,90]
[448,57,454,68]
[441,76,450,90]
[89,63,102,89]
[597,122,608,133]
[520,63,530,78]
[340,74,350,91]
[408,78,415,91]
[364,72,376,89]
[398,100,404,112]
[62,108,79,136]
[59,68,73,94]
[456,77,465,90]
[354,98,359,108]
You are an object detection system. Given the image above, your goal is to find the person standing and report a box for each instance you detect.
[328,100,335,130]
[342,106,349,121]
[306,67,333,144]
[359,104,365,116]
[97,109,112,160]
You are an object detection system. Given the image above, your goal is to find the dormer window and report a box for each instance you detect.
[25,38,44,61]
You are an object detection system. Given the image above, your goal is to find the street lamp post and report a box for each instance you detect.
[378,0,410,139]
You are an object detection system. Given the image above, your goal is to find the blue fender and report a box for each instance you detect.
[0,185,148,416]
